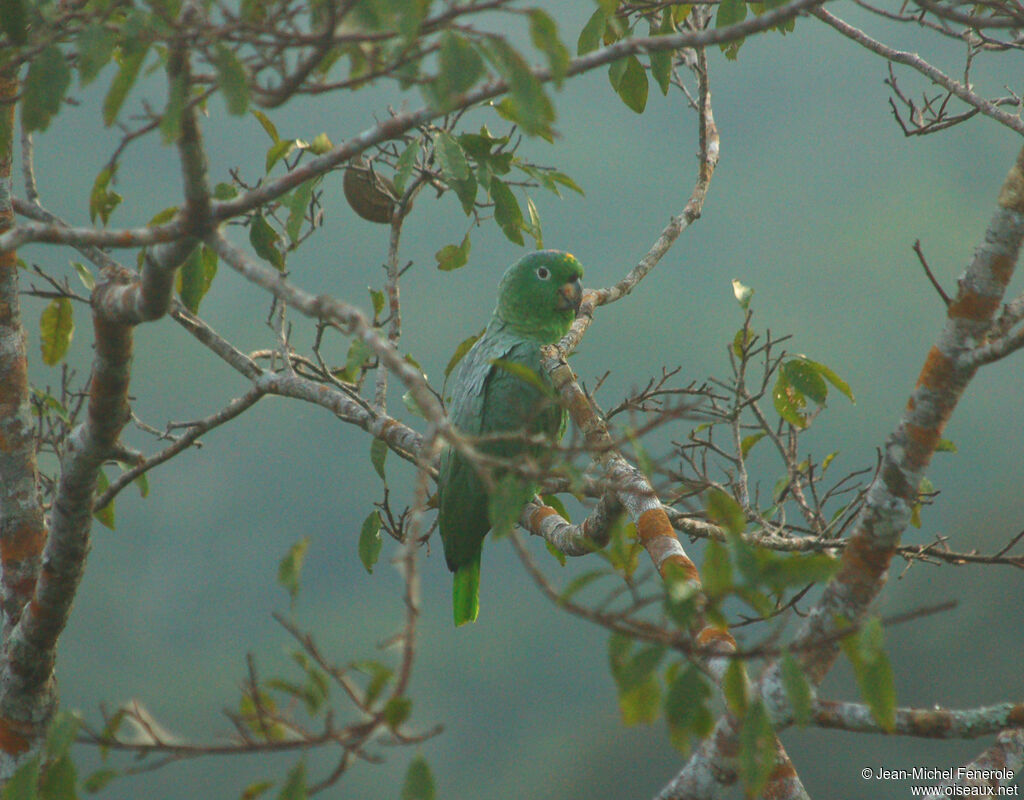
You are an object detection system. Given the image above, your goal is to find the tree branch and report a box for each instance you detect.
[811,6,1024,135]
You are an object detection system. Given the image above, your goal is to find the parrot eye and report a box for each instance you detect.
[535,267,551,280]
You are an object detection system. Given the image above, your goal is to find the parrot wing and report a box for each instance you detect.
[438,326,566,625]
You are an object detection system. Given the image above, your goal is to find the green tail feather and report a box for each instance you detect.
[452,558,481,626]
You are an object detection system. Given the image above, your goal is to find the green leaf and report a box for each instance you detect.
[251,109,280,142]
[309,132,332,154]
[277,760,306,800]
[277,537,310,604]
[45,712,81,760]
[435,233,471,271]
[177,244,218,313]
[240,780,275,800]
[738,700,775,797]
[383,696,412,729]
[615,56,648,113]
[353,659,393,706]
[480,37,554,136]
[772,370,807,428]
[608,632,665,725]
[529,9,569,85]
[134,471,149,498]
[803,358,855,402]
[444,330,483,379]
[103,46,149,127]
[265,139,297,173]
[213,43,250,115]
[665,664,713,753]
[706,488,745,535]
[702,538,732,600]
[370,438,387,481]
[39,754,76,800]
[83,768,118,793]
[340,337,373,382]
[369,288,386,318]
[284,179,316,244]
[40,297,74,366]
[450,170,478,215]
[716,0,748,59]
[739,432,765,458]
[841,616,896,731]
[618,675,660,725]
[433,130,470,182]
[93,470,115,530]
[577,7,607,55]
[649,13,675,96]
[490,179,524,245]
[249,214,285,271]
[89,167,123,226]
[545,539,567,566]
[22,46,72,133]
[936,438,957,453]
[431,32,484,109]
[3,756,40,800]
[401,755,436,800]
[488,473,525,538]
[393,139,421,195]
[722,657,749,716]
[148,206,179,226]
[358,510,383,574]
[78,25,118,86]
[159,73,187,143]
[551,170,584,195]
[782,359,828,405]
[780,650,812,726]
[609,634,666,692]
[0,0,28,45]
[607,56,627,91]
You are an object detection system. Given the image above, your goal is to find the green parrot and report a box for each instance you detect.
[438,250,584,626]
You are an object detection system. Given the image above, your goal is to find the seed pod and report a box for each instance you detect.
[343,156,399,224]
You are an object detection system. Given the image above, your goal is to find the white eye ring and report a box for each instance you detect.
[536,267,551,280]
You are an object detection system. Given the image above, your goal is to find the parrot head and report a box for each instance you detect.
[495,250,584,342]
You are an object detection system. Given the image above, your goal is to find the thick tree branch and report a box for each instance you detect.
[661,142,1024,800]
[0,75,50,773]
[921,730,1024,799]
[812,699,1024,738]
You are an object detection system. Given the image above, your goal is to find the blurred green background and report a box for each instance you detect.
[16,2,1024,798]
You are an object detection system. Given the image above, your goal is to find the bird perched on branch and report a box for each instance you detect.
[437,250,584,626]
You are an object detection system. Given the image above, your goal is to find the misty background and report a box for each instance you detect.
[15,2,1024,798]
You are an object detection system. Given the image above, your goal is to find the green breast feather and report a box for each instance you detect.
[437,250,584,626]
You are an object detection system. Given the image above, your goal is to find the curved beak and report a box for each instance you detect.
[556,278,583,312]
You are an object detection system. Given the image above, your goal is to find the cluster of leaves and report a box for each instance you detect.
[425,125,583,269]
[578,0,690,112]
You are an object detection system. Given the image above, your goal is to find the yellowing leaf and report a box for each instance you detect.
[40,297,74,366]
